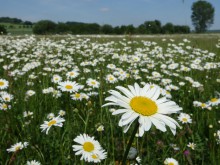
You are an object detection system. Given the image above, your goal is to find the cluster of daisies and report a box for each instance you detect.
[193,94,220,110]
[0,78,13,111]
[72,134,107,163]
[1,35,220,164]
[6,142,41,164]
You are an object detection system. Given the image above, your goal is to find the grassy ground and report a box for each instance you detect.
[0,23,33,35]
[0,34,220,164]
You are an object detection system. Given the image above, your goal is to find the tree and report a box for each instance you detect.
[0,25,7,34]
[56,22,70,34]
[144,20,161,34]
[162,23,174,34]
[33,20,57,35]
[191,0,214,33]
[125,24,135,34]
[100,24,113,34]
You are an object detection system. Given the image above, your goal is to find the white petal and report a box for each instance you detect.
[143,117,152,131]
[112,109,128,115]
[116,86,134,98]
[145,87,156,98]
[134,83,141,96]
[149,117,167,132]
[109,90,130,103]
[151,87,161,100]
[122,111,135,119]
[138,125,145,137]
[123,121,134,133]
[155,97,167,104]
[121,114,139,126]
[128,85,137,96]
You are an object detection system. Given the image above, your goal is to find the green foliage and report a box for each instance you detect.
[101,24,114,34]
[0,25,7,34]
[0,16,191,35]
[144,20,162,34]
[33,20,57,35]
[191,1,215,33]
[0,17,23,24]
[162,23,174,34]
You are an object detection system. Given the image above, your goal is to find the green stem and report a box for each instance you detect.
[122,120,139,165]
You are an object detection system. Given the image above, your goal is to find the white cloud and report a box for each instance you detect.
[100,7,110,12]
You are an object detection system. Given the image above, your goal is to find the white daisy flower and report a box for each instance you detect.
[72,134,106,163]
[71,93,84,101]
[86,78,100,88]
[26,160,41,165]
[106,74,118,84]
[58,110,66,116]
[90,150,107,163]
[164,157,179,165]
[187,142,196,150]
[40,116,65,134]
[66,70,79,79]
[178,113,192,124]
[47,113,55,119]
[0,92,13,102]
[52,74,62,83]
[26,90,36,97]
[103,83,182,136]
[7,142,28,152]
[0,78,9,90]
[208,97,220,106]
[0,103,11,110]
[23,111,34,118]
[58,81,83,93]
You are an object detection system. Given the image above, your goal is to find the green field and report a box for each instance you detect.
[0,34,220,165]
[0,23,33,35]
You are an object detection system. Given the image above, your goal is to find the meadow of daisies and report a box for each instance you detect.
[0,34,220,165]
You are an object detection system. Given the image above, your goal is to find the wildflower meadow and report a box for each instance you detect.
[0,34,220,165]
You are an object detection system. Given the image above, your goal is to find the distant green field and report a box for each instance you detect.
[0,22,33,35]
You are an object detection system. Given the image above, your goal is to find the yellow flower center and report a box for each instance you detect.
[109,77,114,81]
[168,163,174,165]
[15,146,21,151]
[5,97,9,101]
[75,93,81,98]
[65,85,73,90]
[48,120,57,126]
[150,85,154,89]
[70,72,74,76]
[91,81,96,85]
[83,142,94,152]
[2,103,7,109]
[201,103,206,107]
[0,81,4,86]
[92,154,98,159]
[130,96,158,116]
[211,98,218,102]
[182,118,187,122]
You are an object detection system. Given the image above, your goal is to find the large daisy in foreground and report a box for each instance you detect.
[103,83,182,136]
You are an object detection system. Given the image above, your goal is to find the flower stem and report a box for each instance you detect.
[122,120,139,165]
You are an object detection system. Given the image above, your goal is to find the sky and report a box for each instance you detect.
[0,0,219,30]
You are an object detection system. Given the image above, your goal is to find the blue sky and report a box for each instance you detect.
[0,0,219,30]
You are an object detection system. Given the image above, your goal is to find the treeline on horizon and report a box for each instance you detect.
[0,17,190,35]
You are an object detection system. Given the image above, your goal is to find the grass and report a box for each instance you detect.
[0,23,33,35]
[0,34,220,164]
